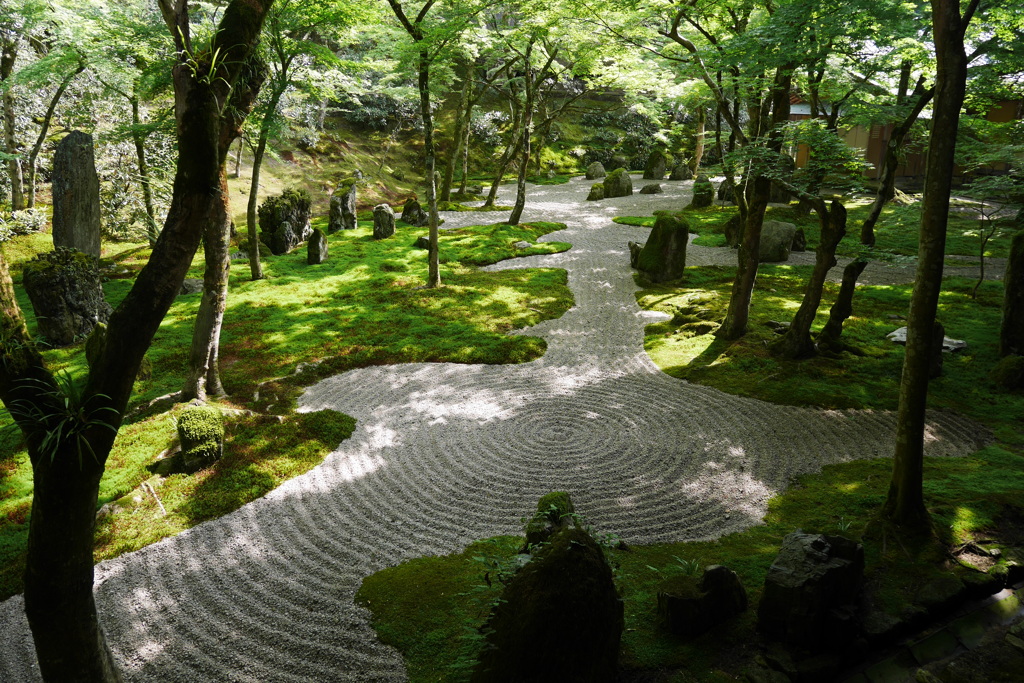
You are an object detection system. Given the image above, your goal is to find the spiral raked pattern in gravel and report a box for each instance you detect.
[0,175,991,681]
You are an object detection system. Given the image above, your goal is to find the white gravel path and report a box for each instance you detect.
[0,175,992,681]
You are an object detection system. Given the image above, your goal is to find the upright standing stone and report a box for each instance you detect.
[307,228,328,264]
[52,131,101,258]
[373,204,396,240]
[670,162,693,181]
[633,212,689,283]
[259,189,312,254]
[643,150,667,180]
[688,174,714,209]
[329,177,358,233]
[759,221,797,262]
[603,168,633,198]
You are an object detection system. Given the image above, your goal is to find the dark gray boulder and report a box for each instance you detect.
[670,163,693,181]
[628,241,643,268]
[400,198,429,227]
[259,189,312,254]
[52,131,102,258]
[633,212,689,283]
[757,531,864,649]
[688,174,714,209]
[643,150,667,180]
[639,183,663,195]
[759,220,797,263]
[585,161,606,180]
[22,247,111,346]
[657,565,748,638]
[328,177,358,232]
[603,168,633,198]
[307,228,328,264]
[472,525,623,683]
[373,204,396,240]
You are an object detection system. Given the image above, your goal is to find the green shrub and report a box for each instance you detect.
[177,404,225,468]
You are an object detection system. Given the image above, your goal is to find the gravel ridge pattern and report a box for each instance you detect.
[0,176,993,681]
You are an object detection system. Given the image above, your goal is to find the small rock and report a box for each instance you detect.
[585,161,607,180]
[639,183,663,195]
[373,204,396,240]
[513,241,532,249]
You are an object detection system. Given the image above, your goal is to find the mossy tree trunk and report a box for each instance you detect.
[1,33,25,211]
[0,4,271,680]
[817,258,869,352]
[882,0,977,532]
[773,200,847,359]
[182,56,267,402]
[689,106,706,174]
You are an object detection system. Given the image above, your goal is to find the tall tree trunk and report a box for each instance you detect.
[860,83,934,246]
[508,46,535,227]
[131,97,159,245]
[483,97,524,209]
[689,106,706,174]
[1,37,25,211]
[233,136,243,178]
[882,0,976,531]
[245,131,268,281]
[773,200,847,358]
[458,120,471,195]
[418,49,440,288]
[440,68,471,202]
[717,67,792,340]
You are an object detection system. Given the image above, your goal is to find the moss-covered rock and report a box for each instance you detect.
[991,355,1024,390]
[688,174,714,209]
[177,403,225,471]
[587,183,605,201]
[603,168,633,198]
[259,189,312,253]
[22,247,112,346]
[472,526,623,683]
[523,491,576,550]
[634,212,689,283]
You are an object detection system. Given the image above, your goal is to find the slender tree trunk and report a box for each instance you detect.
[1,37,25,211]
[689,106,706,174]
[130,97,159,245]
[860,84,934,246]
[25,64,84,208]
[508,47,535,227]
[418,49,440,288]
[233,136,243,178]
[717,67,792,340]
[773,200,847,358]
[817,258,869,352]
[440,69,471,202]
[245,132,268,281]
[882,0,975,531]
[458,121,471,194]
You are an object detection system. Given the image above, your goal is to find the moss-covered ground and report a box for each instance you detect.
[0,219,572,600]
[355,199,1024,680]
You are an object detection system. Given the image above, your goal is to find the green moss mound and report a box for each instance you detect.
[177,404,224,464]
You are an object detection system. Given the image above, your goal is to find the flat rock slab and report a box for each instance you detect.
[887,326,968,352]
